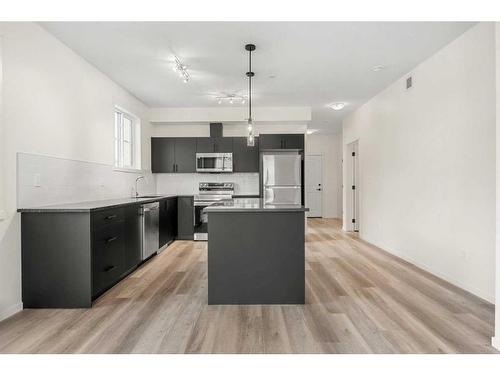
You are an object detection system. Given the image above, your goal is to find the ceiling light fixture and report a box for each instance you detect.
[329,102,346,111]
[173,55,190,83]
[245,43,256,147]
[372,65,385,72]
[215,94,247,105]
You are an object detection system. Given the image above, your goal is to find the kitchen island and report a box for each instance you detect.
[204,198,308,305]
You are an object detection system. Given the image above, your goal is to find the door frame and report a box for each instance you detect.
[305,153,323,218]
[346,140,359,232]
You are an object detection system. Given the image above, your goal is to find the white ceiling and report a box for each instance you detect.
[41,22,475,133]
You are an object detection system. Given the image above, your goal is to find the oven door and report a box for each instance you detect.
[194,202,210,241]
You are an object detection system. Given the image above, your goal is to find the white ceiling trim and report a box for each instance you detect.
[149,106,311,123]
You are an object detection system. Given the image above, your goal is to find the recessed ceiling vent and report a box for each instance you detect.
[406,76,413,90]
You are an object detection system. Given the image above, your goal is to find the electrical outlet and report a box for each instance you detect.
[460,250,469,260]
[33,173,41,187]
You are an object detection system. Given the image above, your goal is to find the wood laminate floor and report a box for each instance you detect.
[0,219,496,354]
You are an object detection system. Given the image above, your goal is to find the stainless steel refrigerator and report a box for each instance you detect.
[262,152,302,205]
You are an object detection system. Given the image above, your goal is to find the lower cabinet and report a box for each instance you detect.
[21,196,193,309]
[159,197,178,248]
[91,206,142,298]
[21,205,144,308]
[177,196,194,240]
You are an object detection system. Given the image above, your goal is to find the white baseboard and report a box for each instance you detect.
[360,236,495,304]
[492,337,500,350]
[0,302,23,322]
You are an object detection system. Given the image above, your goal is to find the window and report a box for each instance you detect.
[114,107,141,170]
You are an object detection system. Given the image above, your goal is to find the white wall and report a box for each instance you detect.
[494,22,500,350]
[305,133,343,218]
[0,22,152,321]
[343,22,496,302]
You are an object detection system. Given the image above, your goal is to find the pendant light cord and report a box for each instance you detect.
[248,48,252,121]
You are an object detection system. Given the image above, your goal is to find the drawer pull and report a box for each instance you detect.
[104,265,117,272]
[105,214,117,220]
[106,236,118,243]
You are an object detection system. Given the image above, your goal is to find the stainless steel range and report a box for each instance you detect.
[193,182,234,241]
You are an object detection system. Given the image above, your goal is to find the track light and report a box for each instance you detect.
[215,94,247,104]
[173,55,190,83]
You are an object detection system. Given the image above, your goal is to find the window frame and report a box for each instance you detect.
[114,106,141,172]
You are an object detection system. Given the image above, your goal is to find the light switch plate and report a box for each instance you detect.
[34,173,41,187]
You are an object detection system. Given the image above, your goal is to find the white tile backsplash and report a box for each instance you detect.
[17,153,156,208]
[156,173,259,196]
[17,153,259,208]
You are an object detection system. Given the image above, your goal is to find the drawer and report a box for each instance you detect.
[91,207,125,230]
[92,224,125,296]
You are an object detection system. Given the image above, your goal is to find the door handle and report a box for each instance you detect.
[104,214,117,220]
[106,236,118,243]
[104,265,117,272]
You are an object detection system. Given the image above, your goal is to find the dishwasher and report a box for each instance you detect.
[141,202,159,261]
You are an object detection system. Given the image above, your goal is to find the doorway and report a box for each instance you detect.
[347,141,359,231]
[305,154,323,218]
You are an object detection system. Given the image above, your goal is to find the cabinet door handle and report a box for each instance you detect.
[173,163,176,172]
[104,265,117,272]
[105,214,117,220]
[106,236,118,243]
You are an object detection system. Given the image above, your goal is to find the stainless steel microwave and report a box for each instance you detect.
[196,153,233,173]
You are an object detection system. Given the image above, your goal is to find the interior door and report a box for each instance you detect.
[347,140,359,231]
[305,155,323,217]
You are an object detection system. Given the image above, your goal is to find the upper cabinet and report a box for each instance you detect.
[151,137,196,173]
[151,133,302,173]
[196,137,233,153]
[151,138,175,173]
[259,134,304,150]
[232,137,260,173]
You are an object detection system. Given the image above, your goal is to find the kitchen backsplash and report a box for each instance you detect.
[17,153,156,208]
[156,173,259,196]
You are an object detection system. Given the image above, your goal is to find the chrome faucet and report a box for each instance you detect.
[135,176,145,198]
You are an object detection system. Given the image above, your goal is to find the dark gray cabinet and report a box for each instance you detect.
[152,134,303,173]
[151,137,196,173]
[21,206,143,308]
[260,134,304,150]
[232,137,260,172]
[124,205,142,272]
[151,138,175,173]
[175,138,197,172]
[159,197,177,248]
[196,137,233,153]
[282,134,304,149]
[177,196,194,240]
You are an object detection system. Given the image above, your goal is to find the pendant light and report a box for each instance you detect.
[245,44,256,147]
